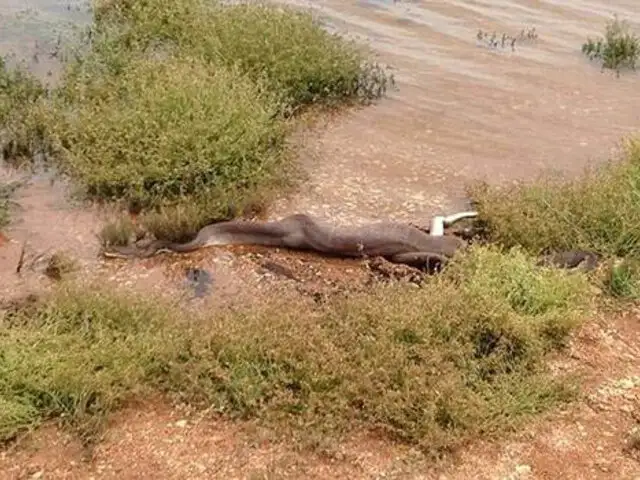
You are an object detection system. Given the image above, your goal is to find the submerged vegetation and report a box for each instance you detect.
[582,15,640,74]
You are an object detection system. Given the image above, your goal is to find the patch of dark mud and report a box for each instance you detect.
[184,267,213,298]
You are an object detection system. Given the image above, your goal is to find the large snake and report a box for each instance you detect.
[102,213,470,270]
[102,212,600,271]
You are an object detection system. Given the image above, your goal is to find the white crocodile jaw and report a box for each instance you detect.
[429,216,445,236]
[429,211,478,237]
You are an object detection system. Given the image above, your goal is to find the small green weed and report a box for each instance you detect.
[0,184,12,229]
[582,16,640,74]
[0,181,22,229]
[476,27,538,51]
[601,259,640,300]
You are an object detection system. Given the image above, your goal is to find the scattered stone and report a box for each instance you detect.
[365,256,425,284]
[514,464,532,476]
[259,260,298,281]
[175,419,188,428]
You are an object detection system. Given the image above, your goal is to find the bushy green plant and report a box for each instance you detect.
[602,259,640,300]
[0,58,48,163]
[24,0,392,240]
[90,0,394,112]
[47,55,286,211]
[0,181,20,229]
[582,16,640,74]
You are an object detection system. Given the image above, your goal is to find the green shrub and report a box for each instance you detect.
[0,58,48,163]
[0,246,590,454]
[602,259,640,300]
[91,0,394,112]
[197,3,393,111]
[468,139,640,259]
[47,55,286,211]
[582,16,640,74]
[25,0,391,240]
[1,0,393,241]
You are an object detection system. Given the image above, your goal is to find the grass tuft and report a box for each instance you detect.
[0,246,590,454]
[0,181,22,230]
[601,259,640,300]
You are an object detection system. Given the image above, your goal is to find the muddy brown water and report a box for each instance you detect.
[0,0,639,301]
[270,0,640,225]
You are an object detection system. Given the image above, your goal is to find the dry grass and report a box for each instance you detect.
[0,246,591,455]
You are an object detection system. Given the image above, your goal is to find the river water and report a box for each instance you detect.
[266,0,640,225]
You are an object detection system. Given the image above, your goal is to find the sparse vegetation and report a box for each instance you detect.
[601,259,640,300]
[476,27,538,51]
[582,16,640,74]
[0,246,590,454]
[0,184,13,229]
[98,215,138,248]
[0,181,22,230]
